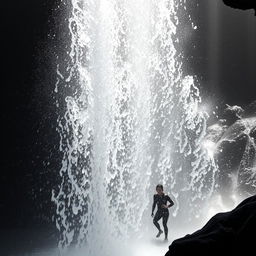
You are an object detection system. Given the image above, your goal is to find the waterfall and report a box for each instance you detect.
[52,0,218,254]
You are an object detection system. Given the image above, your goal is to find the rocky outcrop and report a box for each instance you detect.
[216,116,256,205]
[223,0,256,15]
[204,103,256,207]
[164,195,256,256]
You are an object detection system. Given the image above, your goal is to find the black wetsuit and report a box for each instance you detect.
[152,193,174,238]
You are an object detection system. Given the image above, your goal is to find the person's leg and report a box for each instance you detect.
[153,211,163,237]
[162,212,169,240]
[153,211,162,231]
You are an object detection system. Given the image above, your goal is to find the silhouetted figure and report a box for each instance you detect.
[151,184,174,241]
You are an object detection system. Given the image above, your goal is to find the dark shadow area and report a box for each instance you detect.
[0,228,57,256]
[184,0,256,107]
[0,0,61,230]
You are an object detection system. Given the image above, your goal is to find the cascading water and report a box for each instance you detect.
[52,0,218,255]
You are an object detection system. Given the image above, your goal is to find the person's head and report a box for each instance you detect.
[156,184,164,194]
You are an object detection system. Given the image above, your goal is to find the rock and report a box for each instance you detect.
[164,195,256,256]
[223,0,256,14]
[222,104,244,126]
[204,103,256,207]
[214,116,256,206]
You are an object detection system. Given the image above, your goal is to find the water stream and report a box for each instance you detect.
[52,0,218,255]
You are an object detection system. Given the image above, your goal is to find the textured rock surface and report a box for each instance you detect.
[204,103,256,207]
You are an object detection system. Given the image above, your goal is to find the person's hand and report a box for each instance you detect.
[151,213,154,217]
[161,204,168,209]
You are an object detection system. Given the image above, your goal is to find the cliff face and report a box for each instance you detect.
[165,195,256,256]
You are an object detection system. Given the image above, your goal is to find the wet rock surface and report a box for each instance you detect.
[205,102,256,206]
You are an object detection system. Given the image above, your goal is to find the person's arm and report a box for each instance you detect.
[167,195,174,208]
[152,194,157,216]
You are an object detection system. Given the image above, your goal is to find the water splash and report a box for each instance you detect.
[236,118,256,192]
[52,0,218,254]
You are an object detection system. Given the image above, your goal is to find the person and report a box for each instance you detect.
[151,184,174,241]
